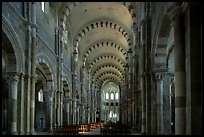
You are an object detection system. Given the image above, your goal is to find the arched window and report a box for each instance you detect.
[41,2,45,12]
[113,113,117,118]
[115,92,119,99]
[38,89,43,102]
[110,93,114,100]
[106,93,109,99]
[109,111,113,118]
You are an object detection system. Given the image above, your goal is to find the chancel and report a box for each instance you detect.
[2,2,202,135]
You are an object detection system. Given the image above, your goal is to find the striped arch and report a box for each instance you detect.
[35,54,56,88]
[98,79,121,90]
[95,73,122,85]
[90,61,125,79]
[88,54,126,70]
[82,40,127,61]
[59,2,135,32]
[95,71,123,83]
[97,76,122,89]
[73,20,132,50]
[153,4,172,69]
[62,76,70,97]
[92,65,124,80]
[2,15,25,73]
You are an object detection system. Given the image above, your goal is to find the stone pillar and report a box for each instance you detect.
[30,74,37,135]
[144,16,152,135]
[76,101,80,124]
[44,88,54,132]
[63,98,70,125]
[151,79,157,135]
[170,5,186,135]
[56,91,61,126]
[30,2,37,135]
[60,92,63,126]
[155,71,165,134]
[87,107,90,124]
[19,73,25,135]
[183,2,201,135]
[89,85,93,123]
[25,58,31,135]
[141,75,146,135]
[69,99,73,125]
[163,73,173,134]
[53,91,57,127]
[7,73,19,135]
[24,2,32,134]
[49,94,54,132]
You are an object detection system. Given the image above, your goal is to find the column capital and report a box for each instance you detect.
[155,73,165,80]
[154,68,168,80]
[6,72,20,83]
[31,73,38,80]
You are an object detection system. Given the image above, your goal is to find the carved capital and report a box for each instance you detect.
[6,72,20,83]
[155,72,165,80]
[154,68,168,80]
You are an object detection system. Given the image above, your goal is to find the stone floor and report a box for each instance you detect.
[36,127,142,135]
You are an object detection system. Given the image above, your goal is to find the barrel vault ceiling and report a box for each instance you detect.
[56,2,139,88]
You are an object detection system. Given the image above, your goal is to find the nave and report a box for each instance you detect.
[2,2,202,135]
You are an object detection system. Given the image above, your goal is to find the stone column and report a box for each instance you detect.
[170,5,186,135]
[145,17,152,135]
[125,63,129,125]
[49,94,54,132]
[69,99,73,125]
[73,100,76,124]
[76,101,80,124]
[53,91,57,127]
[60,92,63,126]
[163,73,173,134]
[30,2,37,135]
[64,98,70,125]
[24,2,32,134]
[19,73,25,135]
[183,2,201,135]
[44,88,54,132]
[155,71,165,134]
[141,75,146,134]
[140,19,146,134]
[30,74,37,135]
[7,72,19,135]
[25,56,31,135]
[56,91,61,126]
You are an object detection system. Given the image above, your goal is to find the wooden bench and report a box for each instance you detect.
[53,125,79,135]
[100,123,131,135]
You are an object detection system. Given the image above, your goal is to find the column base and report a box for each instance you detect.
[26,130,30,135]
[10,131,18,135]
[30,130,36,135]
[48,129,53,133]
[141,132,146,135]
[19,131,25,135]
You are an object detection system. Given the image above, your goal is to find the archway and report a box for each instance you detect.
[100,81,120,123]
[2,31,18,135]
[35,62,53,132]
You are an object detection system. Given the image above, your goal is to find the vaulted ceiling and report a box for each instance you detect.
[55,2,139,88]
